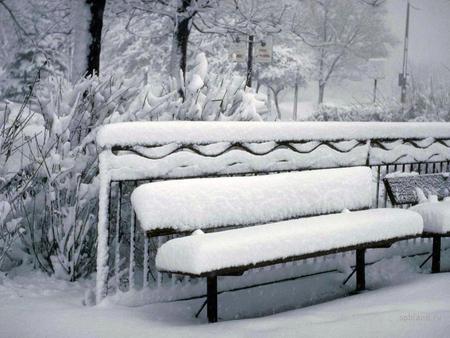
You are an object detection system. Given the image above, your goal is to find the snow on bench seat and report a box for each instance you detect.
[155,209,423,275]
[410,201,450,234]
[131,167,373,233]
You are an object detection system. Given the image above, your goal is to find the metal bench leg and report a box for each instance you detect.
[432,236,441,273]
[356,248,366,292]
[207,275,218,323]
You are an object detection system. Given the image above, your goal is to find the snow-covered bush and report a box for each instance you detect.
[0,52,267,279]
[308,103,402,122]
[12,76,114,279]
[309,98,450,123]
[125,53,269,121]
[0,102,34,270]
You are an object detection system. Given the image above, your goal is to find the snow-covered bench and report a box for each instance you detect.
[384,172,450,273]
[132,166,423,322]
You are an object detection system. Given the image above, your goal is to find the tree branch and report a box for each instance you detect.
[0,0,30,37]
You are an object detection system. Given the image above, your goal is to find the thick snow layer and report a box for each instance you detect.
[410,201,450,234]
[131,167,373,232]
[2,264,450,337]
[97,121,450,147]
[370,138,450,164]
[385,171,419,178]
[156,209,423,275]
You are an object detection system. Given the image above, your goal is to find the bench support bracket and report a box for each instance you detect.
[432,236,441,273]
[207,275,218,323]
[356,248,366,291]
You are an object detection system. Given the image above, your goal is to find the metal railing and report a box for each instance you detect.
[96,130,450,303]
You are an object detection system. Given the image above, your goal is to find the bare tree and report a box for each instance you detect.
[0,0,71,100]
[128,0,288,98]
[292,0,395,104]
[257,44,311,119]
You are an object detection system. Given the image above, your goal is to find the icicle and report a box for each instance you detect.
[129,208,135,291]
[157,237,163,288]
[143,235,149,289]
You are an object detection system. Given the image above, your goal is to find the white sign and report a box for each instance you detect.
[229,35,273,63]
[229,36,248,62]
[367,58,386,79]
[254,37,273,63]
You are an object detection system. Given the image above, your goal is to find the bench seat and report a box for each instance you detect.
[410,201,450,234]
[156,208,423,276]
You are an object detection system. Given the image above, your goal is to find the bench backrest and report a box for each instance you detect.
[131,166,373,235]
[384,173,450,205]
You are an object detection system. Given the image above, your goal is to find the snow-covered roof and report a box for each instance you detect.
[97,122,450,147]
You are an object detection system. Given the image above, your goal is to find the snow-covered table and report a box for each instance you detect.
[384,173,450,273]
[132,166,423,322]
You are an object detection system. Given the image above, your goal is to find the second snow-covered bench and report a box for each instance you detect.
[131,166,423,322]
[384,172,450,273]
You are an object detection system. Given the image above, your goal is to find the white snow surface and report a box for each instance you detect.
[384,171,419,178]
[410,201,450,234]
[97,121,450,147]
[155,208,423,275]
[131,167,373,232]
[2,263,450,338]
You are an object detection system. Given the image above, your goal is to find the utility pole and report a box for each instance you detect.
[399,1,410,105]
[246,35,254,88]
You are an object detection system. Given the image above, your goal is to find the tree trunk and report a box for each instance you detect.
[273,89,282,120]
[169,0,192,99]
[86,0,106,77]
[246,35,254,88]
[318,82,326,104]
[70,0,105,80]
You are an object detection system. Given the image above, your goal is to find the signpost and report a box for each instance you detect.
[367,58,386,103]
[230,35,273,87]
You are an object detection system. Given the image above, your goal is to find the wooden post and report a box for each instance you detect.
[432,236,441,273]
[356,248,366,291]
[207,275,218,323]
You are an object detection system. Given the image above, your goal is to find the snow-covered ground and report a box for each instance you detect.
[1,254,450,338]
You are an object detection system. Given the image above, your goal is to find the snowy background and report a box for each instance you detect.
[1,0,450,337]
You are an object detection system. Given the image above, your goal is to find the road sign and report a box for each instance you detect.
[367,58,386,79]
